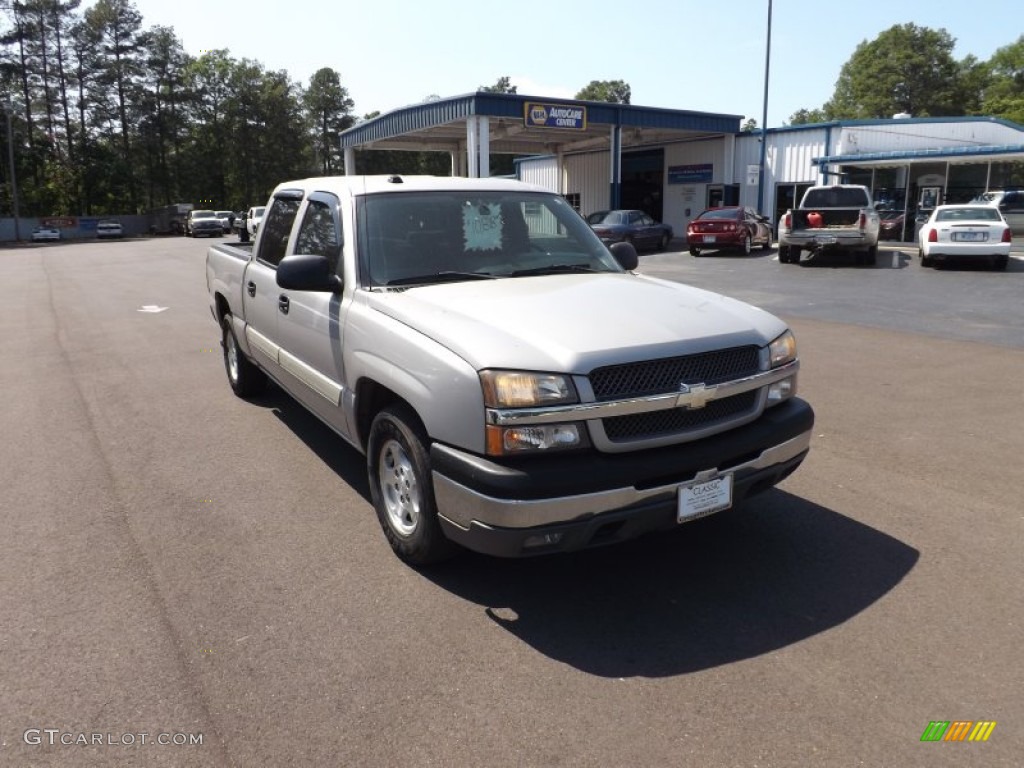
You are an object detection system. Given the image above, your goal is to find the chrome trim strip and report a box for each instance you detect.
[279,349,343,406]
[433,429,812,530]
[245,326,279,363]
[486,360,799,426]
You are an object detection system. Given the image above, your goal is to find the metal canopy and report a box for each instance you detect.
[815,144,1024,169]
[339,91,742,158]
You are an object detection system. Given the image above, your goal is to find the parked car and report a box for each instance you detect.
[687,206,772,256]
[877,210,906,241]
[918,204,1012,270]
[587,209,673,251]
[96,219,124,239]
[31,225,61,242]
[969,189,1024,235]
[215,210,234,234]
[185,209,223,237]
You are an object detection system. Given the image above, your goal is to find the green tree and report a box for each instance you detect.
[787,107,828,125]
[304,67,355,175]
[84,0,145,210]
[479,75,516,94]
[741,118,757,132]
[824,24,965,118]
[575,79,630,104]
[983,35,1024,123]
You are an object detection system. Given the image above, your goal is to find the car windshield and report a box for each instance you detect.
[935,207,1001,222]
[216,211,232,217]
[362,191,620,287]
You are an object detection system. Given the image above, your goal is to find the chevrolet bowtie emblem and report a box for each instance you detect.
[676,382,716,409]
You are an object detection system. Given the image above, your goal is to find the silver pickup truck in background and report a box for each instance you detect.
[206,175,814,566]
[777,184,880,265]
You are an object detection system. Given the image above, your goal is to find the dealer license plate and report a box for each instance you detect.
[677,474,733,522]
[952,231,986,242]
[703,235,716,243]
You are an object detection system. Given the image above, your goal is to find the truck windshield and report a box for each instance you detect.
[362,191,620,287]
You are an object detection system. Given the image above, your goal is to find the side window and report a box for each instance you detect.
[294,198,342,273]
[257,197,302,267]
[1002,192,1021,211]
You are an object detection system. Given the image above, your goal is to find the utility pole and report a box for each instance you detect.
[756,0,773,214]
[4,102,21,242]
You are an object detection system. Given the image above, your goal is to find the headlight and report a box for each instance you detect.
[768,330,797,368]
[480,370,578,408]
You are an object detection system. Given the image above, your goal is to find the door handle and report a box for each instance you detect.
[247,281,256,297]
[278,294,290,315]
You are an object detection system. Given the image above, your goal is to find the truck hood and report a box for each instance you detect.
[364,273,787,373]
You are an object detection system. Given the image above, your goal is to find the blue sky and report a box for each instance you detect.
[118,0,1019,127]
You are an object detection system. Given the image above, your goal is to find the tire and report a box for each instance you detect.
[367,405,457,566]
[658,233,671,251]
[689,247,702,257]
[859,245,877,266]
[778,245,797,264]
[740,234,752,256]
[221,313,267,398]
[920,251,933,268]
[993,256,1008,271]
[761,236,772,251]
[239,228,250,243]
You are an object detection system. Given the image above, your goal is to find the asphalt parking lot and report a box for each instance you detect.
[1,236,1021,767]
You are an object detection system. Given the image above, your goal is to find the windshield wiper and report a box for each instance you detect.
[385,271,498,287]
[507,264,603,277]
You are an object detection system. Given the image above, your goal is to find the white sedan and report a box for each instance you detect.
[918,205,1012,270]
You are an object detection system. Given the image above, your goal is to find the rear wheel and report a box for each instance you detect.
[760,235,772,250]
[367,405,458,566]
[658,233,671,251]
[920,250,933,268]
[221,314,267,398]
[689,247,702,257]
[993,255,1008,271]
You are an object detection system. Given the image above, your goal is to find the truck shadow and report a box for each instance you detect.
[422,489,918,678]
[248,382,372,502]
[798,250,910,268]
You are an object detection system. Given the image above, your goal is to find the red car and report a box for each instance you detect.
[687,206,773,256]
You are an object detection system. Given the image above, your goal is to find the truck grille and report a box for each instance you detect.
[588,346,763,445]
[589,346,760,400]
[602,391,758,442]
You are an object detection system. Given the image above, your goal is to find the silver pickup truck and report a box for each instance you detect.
[777,184,880,265]
[206,175,814,565]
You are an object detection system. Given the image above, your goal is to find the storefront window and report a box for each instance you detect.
[947,164,988,203]
[990,161,1024,189]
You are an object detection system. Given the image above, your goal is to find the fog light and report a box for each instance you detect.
[767,377,796,404]
[500,424,581,453]
[523,532,564,549]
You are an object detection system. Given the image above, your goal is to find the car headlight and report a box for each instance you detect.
[480,370,584,455]
[766,330,798,406]
[768,330,797,368]
[480,370,577,408]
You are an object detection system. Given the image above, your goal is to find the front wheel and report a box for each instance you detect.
[740,234,752,256]
[658,233,671,251]
[367,405,458,566]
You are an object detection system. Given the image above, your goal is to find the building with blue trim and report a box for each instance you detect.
[339,94,1024,241]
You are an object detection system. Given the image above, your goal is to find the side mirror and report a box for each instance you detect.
[609,241,639,271]
[277,253,342,292]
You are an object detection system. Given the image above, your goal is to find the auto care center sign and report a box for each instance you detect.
[524,102,587,130]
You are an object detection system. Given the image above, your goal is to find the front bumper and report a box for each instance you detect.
[432,397,813,557]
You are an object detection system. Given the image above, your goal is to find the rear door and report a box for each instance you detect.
[241,190,303,375]
[274,192,351,436]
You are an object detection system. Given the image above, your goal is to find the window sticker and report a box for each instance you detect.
[463,202,503,251]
